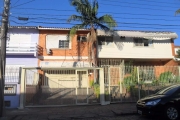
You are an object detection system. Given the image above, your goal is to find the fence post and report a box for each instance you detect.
[19,68,26,109]
[178,66,180,78]
[100,68,106,105]
[119,66,123,102]
[108,67,111,101]
[137,67,140,100]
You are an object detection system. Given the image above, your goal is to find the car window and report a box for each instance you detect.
[156,85,180,95]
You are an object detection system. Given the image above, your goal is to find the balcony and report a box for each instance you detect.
[6,42,37,55]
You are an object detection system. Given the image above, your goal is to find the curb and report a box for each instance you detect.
[111,110,138,116]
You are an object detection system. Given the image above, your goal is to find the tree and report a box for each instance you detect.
[176,48,180,58]
[67,0,117,66]
[175,9,180,15]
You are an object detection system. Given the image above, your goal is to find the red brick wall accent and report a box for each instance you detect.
[133,61,164,66]
[155,66,179,78]
[164,59,178,66]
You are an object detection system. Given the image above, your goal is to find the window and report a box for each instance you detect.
[59,40,69,48]
[134,38,153,47]
[46,35,70,49]
[156,85,179,95]
[4,84,17,96]
[98,37,113,45]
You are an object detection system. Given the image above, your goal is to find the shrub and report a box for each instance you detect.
[159,71,173,84]
[123,76,137,91]
[89,80,94,88]
[93,83,100,99]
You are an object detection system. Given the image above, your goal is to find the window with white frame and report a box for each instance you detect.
[59,40,69,48]
[98,37,113,46]
[46,35,70,49]
[134,38,153,47]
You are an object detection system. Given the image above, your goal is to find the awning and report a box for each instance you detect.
[97,30,178,40]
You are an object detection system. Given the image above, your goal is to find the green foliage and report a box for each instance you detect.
[175,9,180,16]
[89,80,94,88]
[125,60,133,66]
[123,76,137,88]
[152,79,159,86]
[123,66,138,90]
[68,0,117,36]
[176,49,180,58]
[93,83,100,99]
[159,71,173,84]
[174,76,180,82]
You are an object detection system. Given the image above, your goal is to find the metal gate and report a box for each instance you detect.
[21,67,101,107]
[103,65,139,103]
[76,70,88,105]
[103,66,122,103]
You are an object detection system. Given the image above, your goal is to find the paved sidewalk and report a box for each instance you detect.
[3,103,137,120]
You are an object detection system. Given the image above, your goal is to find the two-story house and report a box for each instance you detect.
[96,29,179,102]
[97,29,178,66]
[5,26,39,108]
[17,26,179,106]
[28,27,99,106]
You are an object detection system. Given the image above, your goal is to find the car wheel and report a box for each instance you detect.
[165,105,179,120]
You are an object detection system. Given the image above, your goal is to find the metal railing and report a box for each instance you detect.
[101,65,180,103]
[6,42,37,54]
[20,65,180,107]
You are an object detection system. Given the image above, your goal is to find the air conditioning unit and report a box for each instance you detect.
[77,36,87,41]
[46,48,52,55]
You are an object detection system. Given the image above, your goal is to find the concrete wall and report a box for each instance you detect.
[98,37,175,59]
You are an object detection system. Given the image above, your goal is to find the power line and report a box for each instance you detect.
[101,0,179,10]
[10,15,68,21]
[9,20,180,30]
[11,12,71,17]
[102,0,179,6]
[99,2,175,12]
[10,15,180,26]
[12,8,74,12]
[11,8,180,18]
[11,0,36,8]
[12,0,21,6]
[112,16,180,22]
[10,12,180,23]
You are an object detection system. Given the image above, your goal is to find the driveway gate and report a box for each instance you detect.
[19,67,104,108]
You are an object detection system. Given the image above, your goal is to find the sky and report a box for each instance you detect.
[1,0,180,45]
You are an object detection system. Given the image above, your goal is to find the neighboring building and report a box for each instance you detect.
[174,45,180,57]
[97,30,178,66]
[4,26,39,108]
[96,30,179,86]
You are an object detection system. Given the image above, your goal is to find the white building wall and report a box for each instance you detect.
[98,37,173,59]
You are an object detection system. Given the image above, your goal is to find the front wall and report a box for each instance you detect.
[38,30,89,57]
[98,37,174,59]
[4,84,20,108]
[6,55,38,67]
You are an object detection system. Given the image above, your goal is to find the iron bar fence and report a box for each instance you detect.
[18,65,180,107]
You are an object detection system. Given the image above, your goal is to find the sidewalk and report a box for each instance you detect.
[3,103,137,120]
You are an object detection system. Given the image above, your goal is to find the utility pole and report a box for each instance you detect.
[0,0,10,117]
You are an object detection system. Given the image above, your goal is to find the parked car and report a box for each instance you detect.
[136,84,180,120]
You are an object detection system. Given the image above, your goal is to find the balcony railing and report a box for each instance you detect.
[6,42,37,55]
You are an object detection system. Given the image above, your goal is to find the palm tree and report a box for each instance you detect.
[67,0,117,67]
[175,9,180,15]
